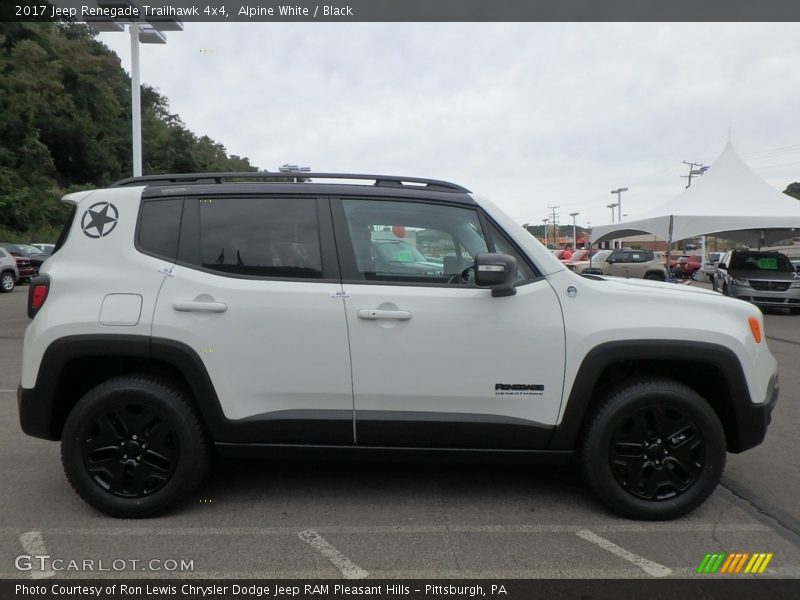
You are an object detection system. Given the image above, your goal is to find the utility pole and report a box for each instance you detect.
[681,161,709,189]
[569,212,579,248]
[548,205,560,248]
[542,218,550,247]
[681,160,710,266]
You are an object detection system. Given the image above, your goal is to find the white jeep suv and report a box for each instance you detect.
[18,172,779,519]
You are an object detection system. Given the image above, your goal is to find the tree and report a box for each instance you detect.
[0,22,259,237]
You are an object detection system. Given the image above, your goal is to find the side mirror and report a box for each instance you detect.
[606,257,614,264]
[718,263,727,270]
[475,252,517,297]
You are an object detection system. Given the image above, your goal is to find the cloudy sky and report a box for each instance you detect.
[98,22,800,229]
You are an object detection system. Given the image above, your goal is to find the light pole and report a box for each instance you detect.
[611,187,628,223]
[88,1,183,176]
[607,203,617,223]
[607,203,618,249]
[542,218,550,248]
[569,212,579,248]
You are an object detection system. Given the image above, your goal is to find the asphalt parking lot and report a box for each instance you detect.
[1,283,799,580]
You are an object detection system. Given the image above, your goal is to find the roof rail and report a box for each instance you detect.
[111,172,470,193]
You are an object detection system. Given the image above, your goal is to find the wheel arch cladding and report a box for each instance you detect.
[548,340,765,454]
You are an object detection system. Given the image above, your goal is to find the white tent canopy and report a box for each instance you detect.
[591,143,800,247]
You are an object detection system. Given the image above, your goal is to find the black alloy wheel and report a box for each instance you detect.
[81,400,179,498]
[609,405,704,501]
[582,377,725,520]
[62,376,210,518]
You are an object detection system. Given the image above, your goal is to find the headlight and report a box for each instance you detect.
[790,282,800,288]
[732,278,750,286]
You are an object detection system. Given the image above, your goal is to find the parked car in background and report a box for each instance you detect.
[569,249,612,274]
[673,255,702,279]
[714,250,800,314]
[0,247,19,292]
[0,243,48,271]
[580,249,668,280]
[31,243,55,254]
[4,253,34,283]
[697,252,723,282]
[561,248,591,265]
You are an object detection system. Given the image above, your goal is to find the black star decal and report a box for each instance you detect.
[81,202,119,239]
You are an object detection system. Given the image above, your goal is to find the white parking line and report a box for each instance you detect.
[0,389,17,393]
[18,531,54,579]
[576,529,672,578]
[298,529,368,579]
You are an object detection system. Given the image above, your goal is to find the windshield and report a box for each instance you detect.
[568,249,596,264]
[730,252,794,273]
[585,250,612,264]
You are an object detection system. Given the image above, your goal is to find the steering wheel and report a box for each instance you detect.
[447,264,474,285]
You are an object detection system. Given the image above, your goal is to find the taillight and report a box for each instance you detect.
[27,275,50,319]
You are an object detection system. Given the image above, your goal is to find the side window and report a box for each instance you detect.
[629,251,653,263]
[139,199,183,260]
[485,223,537,282]
[183,197,322,279]
[341,199,488,285]
[610,251,629,263]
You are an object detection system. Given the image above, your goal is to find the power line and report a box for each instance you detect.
[681,161,708,188]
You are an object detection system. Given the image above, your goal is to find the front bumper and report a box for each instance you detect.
[731,371,779,453]
[730,283,800,308]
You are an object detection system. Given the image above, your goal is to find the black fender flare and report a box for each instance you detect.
[548,340,772,454]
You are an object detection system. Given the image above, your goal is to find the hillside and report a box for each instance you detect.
[0,22,258,239]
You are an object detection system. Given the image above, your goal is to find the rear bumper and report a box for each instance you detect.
[17,384,57,440]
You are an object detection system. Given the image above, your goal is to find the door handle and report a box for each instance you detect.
[173,300,228,313]
[357,309,412,321]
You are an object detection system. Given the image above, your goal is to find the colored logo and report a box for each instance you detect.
[81,202,119,238]
[697,552,773,574]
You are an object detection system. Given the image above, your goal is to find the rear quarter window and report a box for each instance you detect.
[138,199,183,260]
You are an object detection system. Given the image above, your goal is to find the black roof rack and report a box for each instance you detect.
[111,172,470,193]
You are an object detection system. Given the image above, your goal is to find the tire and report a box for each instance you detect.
[644,272,665,281]
[790,308,800,315]
[61,376,210,518]
[722,283,729,296]
[581,377,726,520]
[0,271,15,293]
[691,271,700,281]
